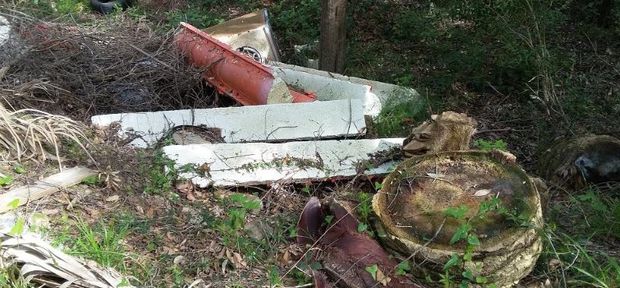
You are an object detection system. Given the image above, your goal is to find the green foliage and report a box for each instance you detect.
[0,266,31,288]
[474,139,508,151]
[540,228,620,288]
[395,260,412,276]
[143,149,183,196]
[0,173,14,186]
[31,0,89,15]
[53,217,130,271]
[81,175,102,186]
[378,0,568,100]
[13,165,26,174]
[165,8,224,30]
[9,218,25,236]
[550,186,620,240]
[268,266,283,287]
[444,205,469,219]
[271,0,320,46]
[356,192,373,223]
[442,197,527,286]
[365,263,379,280]
[374,93,427,137]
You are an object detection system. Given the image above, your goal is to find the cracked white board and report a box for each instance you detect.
[163,138,404,187]
[91,99,366,148]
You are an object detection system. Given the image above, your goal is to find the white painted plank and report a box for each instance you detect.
[271,65,382,117]
[91,99,366,148]
[0,167,96,213]
[270,62,424,117]
[163,138,404,187]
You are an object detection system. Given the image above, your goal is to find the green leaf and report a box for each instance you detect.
[444,205,468,219]
[365,264,379,280]
[463,250,473,261]
[13,165,26,174]
[396,260,411,275]
[324,215,334,225]
[476,276,488,284]
[357,222,368,233]
[478,197,501,215]
[443,253,460,271]
[374,182,383,190]
[0,174,14,186]
[450,223,471,245]
[462,269,474,281]
[81,175,100,185]
[7,198,20,209]
[467,234,481,246]
[10,218,25,236]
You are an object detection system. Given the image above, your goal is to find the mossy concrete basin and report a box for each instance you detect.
[372,151,543,287]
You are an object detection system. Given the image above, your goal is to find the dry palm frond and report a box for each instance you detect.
[0,232,132,288]
[0,103,91,168]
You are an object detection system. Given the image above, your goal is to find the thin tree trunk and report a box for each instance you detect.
[319,0,347,73]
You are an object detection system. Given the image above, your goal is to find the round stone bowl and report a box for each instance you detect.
[372,151,543,287]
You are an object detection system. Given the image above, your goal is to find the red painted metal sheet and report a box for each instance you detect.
[175,22,316,105]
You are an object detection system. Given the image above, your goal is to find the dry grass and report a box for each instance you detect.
[0,102,90,168]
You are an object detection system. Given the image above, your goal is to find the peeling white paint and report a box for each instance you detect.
[270,62,424,117]
[91,99,366,147]
[163,138,404,187]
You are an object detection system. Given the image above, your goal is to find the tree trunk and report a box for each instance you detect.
[319,0,347,73]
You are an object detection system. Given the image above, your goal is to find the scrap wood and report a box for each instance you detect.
[0,232,131,287]
[163,138,404,187]
[0,167,96,213]
[91,99,366,147]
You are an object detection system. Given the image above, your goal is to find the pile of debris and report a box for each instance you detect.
[2,7,618,288]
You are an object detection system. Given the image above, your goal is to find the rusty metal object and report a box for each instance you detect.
[203,9,280,62]
[174,23,315,105]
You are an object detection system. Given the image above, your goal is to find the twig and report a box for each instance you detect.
[125,42,176,71]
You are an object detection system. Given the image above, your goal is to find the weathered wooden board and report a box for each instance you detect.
[91,99,366,148]
[0,167,96,213]
[163,138,404,187]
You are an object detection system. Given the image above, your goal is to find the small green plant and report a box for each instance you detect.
[474,139,508,151]
[13,165,26,174]
[143,149,179,195]
[374,95,427,137]
[54,217,130,271]
[395,260,412,276]
[268,266,283,287]
[441,197,521,287]
[81,175,102,186]
[357,192,373,223]
[0,266,30,288]
[0,173,14,186]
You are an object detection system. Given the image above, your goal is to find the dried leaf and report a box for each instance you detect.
[474,189,491,197]
[376,268,391,286]
[426,172,446,179]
